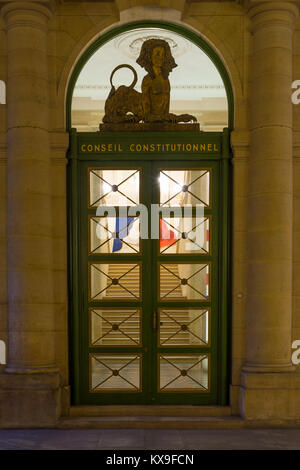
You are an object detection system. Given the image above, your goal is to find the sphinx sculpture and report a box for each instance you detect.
[100,38,198,130]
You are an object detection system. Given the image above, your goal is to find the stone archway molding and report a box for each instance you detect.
[58,8,240,132]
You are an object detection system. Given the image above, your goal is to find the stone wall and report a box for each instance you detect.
[0,0,299,426]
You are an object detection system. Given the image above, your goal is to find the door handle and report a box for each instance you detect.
[153,311,157,330]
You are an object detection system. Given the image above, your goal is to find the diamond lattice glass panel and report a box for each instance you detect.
[159,308,209,347]
[90,216,140,254]
[160,216,210,254]
[159,354,209,391]
[90,308,141,346]
[159,263,210,301]
[160,170,210,207]
[90,263,140,300]
[89,169,140,207]
[90,354,141,392]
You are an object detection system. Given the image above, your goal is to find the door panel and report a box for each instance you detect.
[150,161,218,404]
[158,353,209,392]
[75,159,220,404]
[89,307,142,347]
[158,308,210,347]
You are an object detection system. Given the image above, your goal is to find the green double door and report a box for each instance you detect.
[72,154,228,405]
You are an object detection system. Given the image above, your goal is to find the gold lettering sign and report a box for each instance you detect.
[80,143,219,153]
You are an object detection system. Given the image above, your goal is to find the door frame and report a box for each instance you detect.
[67,129,232,405]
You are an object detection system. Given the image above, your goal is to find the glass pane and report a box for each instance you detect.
[90,216,140,254]
[159,263,209,301]
[159,170,210,207]
[89,169,140,207]
[90,263,140,300]
[159,308,209,347]
[159,354,209,391]
[90,354,141,391]
[90,308,141,346]
[160,216,210,254]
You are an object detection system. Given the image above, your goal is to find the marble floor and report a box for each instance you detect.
[0,428,300,450]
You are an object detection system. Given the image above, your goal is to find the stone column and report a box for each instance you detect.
[241,1,299,420]
[0,1,61,427]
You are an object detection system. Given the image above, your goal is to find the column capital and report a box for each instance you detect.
[247,1,299,32]
[1,1,53,28]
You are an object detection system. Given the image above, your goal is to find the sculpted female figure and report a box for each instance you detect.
[136,38,196,124]
[101,38,197,126]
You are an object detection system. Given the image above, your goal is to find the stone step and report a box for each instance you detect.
[100,323,192,330]
[105,263,187,299]
[100,323,191,328]
[68,405,232,417]
[105,292,185,297]
[100,340,191,344]
[58,415,244,430]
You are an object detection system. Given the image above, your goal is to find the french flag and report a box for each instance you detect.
[112,218,177,252]
[160,219,177,247]
[112,217,135,252]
